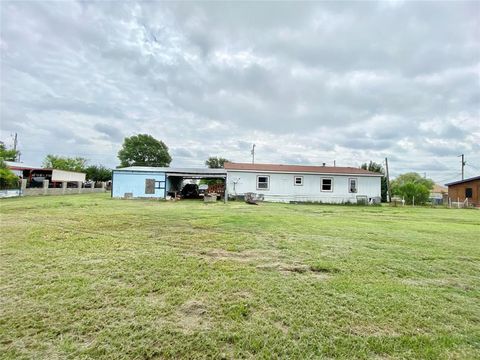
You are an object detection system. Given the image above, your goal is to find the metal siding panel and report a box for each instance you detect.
[112,171,166,198]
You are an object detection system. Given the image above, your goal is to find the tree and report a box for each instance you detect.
[43,155,88,172]
[393,182,431,205]
[0,160,19,189]
[118,134,171,167]
[360,161,388,202]
[0,142,19,162]
[205,157,229,169]
[201,156,230,186]
[391,172,434,205]
[391,172,434,191]
[85,165,111,182]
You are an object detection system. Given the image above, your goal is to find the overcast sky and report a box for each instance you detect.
[1,1,479,182]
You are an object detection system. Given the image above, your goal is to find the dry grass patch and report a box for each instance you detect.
[175,300,210,334]
[197,248,278,264]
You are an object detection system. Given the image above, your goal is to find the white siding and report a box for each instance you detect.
[51,169,86,182]
[227,171,381,203]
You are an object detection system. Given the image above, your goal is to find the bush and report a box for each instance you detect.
[395,182,430,205]
[0,167,19,189]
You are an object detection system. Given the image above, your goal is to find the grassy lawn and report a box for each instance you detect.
[1,194,479,359]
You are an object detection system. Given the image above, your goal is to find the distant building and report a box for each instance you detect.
[429,184,448,205]
[445,176,480,207]
[5,161,86,187]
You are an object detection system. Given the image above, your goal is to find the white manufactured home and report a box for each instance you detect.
[111,162,382,204]
[225,162,382,203]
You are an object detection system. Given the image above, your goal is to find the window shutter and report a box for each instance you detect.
[145,179,155,194]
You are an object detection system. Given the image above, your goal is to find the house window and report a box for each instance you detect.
[349,178,357,193]
[294,176,303,186]
[321,178,333,192]
[155,181,165,189]
[257,175,270,190]
[465,188,473,198]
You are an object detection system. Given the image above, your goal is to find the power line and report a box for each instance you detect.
[466,163,479,171]
[435,173,463,184]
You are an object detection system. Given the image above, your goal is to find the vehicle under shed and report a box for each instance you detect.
[111,167,227,201]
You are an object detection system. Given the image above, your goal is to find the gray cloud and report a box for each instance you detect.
[1,1,479,183]
[94,123,124,141]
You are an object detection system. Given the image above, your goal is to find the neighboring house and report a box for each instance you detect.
[429,184,448,205]
[445,176,480,207]
[111,162,383,203]
[224,162,382,203]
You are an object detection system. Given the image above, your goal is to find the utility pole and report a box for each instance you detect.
[251,144,256,164]
[13,132,18,161]
[385,157,392,203]
[458,154,465,180]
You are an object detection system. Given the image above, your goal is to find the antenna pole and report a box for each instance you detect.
[251,144,256,164]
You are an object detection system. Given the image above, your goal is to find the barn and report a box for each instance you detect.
[445,176,480,207]
[112,162,383,204]
[225,162,382,203]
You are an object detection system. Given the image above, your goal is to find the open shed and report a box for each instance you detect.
[111,167,227,200]
[5,161,86,187]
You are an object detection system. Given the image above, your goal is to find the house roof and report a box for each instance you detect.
[445,176,480,187]
[4,161,41,170]
[224,162,383,176]
[431,184,447,193]
[115,166,227,176]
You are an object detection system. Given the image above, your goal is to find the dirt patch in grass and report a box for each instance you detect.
[274,321,289,335]
[402,278,474,291]
[199,249,277,263]
[144,292,166,307]
[309,264,340,274]
[281,264,310,273]
[349,324,400,337]
[175,300,210,334]
[256,262,308,273]
[256,263,335,279]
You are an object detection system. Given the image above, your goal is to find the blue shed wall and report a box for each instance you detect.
[112,171,166,198]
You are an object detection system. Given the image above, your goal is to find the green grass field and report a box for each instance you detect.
[1,194,479,359]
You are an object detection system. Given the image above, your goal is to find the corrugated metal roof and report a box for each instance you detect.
[115,166,227,175]
[445,176,480,186]
[224,162,382,176]
[4,161,41,170]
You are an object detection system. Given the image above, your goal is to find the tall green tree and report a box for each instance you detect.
[205,157,229,169]
[391,172,434,205]
[0,142,19,162]
[360,161,388,202]
[43,155,88,172]
[118,134,171,167]
[85,165,112,182]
